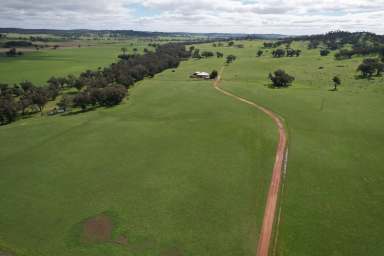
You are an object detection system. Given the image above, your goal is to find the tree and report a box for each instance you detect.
[0,96,18,125]
[121,47,127,55]
[226,55,237,64]
[332,76,341,91]
[216,52,224,58]
[31,88,49,114]
[57,95,73,111]
[257,50,263,57]
[5,48,18,57]
[320,49,330,56]
[268,69,295,87]
[286,49,295,57]
[357,58,380,77]
[98,85,127,107]
[308,40,320,49]
[272,49,286,58]
[73,92,91,110]
[228,41,234,47]
[47,81,61,100]
[19,95,33,115]
[201,51,214,58]
[376,62,384,76]
[0,84,9,96]
[20,81,35,93]
[210,70,218,80]
[72,78,85,91]
[192,49,201,59]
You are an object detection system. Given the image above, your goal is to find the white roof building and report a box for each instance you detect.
[191,71,210,79]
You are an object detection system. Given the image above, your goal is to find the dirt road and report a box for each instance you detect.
[213,68,288,256]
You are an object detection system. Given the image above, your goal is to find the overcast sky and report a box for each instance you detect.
[1,0,383,35]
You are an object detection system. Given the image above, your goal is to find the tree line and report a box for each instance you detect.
[0,43,192,125]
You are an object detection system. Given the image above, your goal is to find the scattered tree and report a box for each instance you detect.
[210,70,218,80]
[263,42,274,48]
[226,55,237,64]
[332,76,341,91]
[268,69,295,87]
[257,50,263,57]
[201,51,214,58]
[272,49,286,58]
[192,49,201,59]
[320,49,330,56]
[357,58,381,78]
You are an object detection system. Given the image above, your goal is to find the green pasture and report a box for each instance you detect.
[0,38,383,256]
[0,41,151,84]
[0,53,277,256]
[195,40,384,256]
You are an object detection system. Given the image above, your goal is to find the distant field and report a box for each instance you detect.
[0,39,383,256]
[0,41,151,84]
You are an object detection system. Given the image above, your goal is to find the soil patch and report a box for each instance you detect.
[161,247,184,256]
[82,214,113,243]
[115,235,129,245]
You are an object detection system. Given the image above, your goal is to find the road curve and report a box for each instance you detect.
[212,67,288,256]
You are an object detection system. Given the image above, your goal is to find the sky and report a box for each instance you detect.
[1,0,383,35]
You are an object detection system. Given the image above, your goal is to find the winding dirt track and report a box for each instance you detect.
[213,68,288,256]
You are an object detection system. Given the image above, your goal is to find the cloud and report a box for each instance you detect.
[0,0,383,34]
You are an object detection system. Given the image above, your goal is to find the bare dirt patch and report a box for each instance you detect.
[82,214,113,243]
[161,247,184,256]
[115,235,129,245]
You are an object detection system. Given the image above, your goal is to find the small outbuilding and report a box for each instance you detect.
[190,71,210,79]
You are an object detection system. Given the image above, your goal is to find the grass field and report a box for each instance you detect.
[0,54,277,256]
[0,39,383,256]
[195,41,384,255]
[0,41,151,84]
